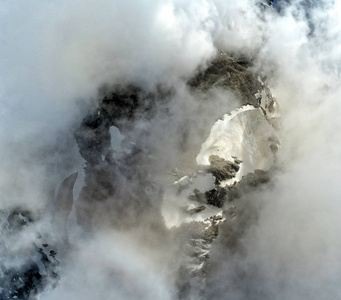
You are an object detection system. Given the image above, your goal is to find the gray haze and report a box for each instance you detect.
[1,0,341,299]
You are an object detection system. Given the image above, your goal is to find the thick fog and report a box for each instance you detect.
[1,0,341,299]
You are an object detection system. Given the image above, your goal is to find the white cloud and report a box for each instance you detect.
[2,0,341,299]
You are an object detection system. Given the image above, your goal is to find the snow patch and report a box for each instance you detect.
[109,126,131,159]
[196,105,277,185]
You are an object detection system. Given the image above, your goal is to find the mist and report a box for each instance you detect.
[1,0,341,299]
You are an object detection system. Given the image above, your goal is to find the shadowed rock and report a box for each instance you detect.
[206,155,240,184]
[188,52,262,106]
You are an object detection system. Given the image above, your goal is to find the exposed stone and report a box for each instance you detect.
[188,52,262,106]
[206,155,240,184]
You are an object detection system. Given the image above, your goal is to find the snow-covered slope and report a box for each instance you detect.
[196,105,278,185]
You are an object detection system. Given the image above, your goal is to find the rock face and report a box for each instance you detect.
[188,52,262,107]
[74,87,168,229]
[206,155,241,184]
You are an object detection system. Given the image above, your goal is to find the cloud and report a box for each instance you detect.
[2,0,341,299]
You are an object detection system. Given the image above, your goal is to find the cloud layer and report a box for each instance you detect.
[2,0,341,299]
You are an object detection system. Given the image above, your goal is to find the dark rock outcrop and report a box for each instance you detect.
[206,155,241,184]
[188,52,262,106]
